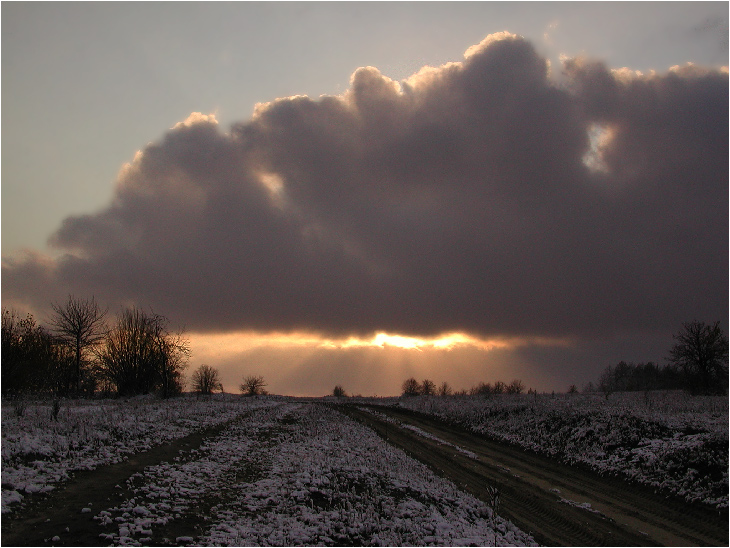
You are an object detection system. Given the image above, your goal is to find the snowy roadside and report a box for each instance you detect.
[377,392,728,508]
[1,395,277,514]
[358,406,480,460]
[101,402,536,546]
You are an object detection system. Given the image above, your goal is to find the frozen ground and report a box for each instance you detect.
[1,394,276,514]
[92,403,535,546]
[371,391,728,508]
[2,398,535,546]
[4,391,724,545]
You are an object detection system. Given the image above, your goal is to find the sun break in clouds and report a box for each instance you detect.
[3,32,727,393]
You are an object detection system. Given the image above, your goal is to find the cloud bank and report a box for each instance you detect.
[4,33,727,346]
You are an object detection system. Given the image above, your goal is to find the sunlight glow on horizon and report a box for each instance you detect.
[332,332,511,351]
[188,329,573,356]
[187,329,577,396]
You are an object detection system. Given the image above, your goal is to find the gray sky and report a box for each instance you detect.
[2,2,728,395]
[3,2,727,254]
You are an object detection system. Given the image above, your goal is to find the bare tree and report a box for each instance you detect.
[506,379,525,394]
[191,364,223,395]
[669,320,728,394]
[437,381,452,397]
[470,381,492,396]
[155,325,189,399]
[97,307,188,397]
[421,379,436,396]
[332,385,347,398]
[240,375,267,396]
[401,377,421,396]
[598,365,614,400]
[492,380,506,394]
[567,384,578,394]
[49,295,107,395]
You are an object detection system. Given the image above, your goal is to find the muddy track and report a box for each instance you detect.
[1,414,249,547]
[338,404,728,547]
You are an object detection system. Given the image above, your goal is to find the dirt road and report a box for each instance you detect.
[1,415,244,547]
[338,404,728,547]
[4,402,727,546]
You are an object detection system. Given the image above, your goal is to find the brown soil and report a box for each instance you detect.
[338,404,729,547]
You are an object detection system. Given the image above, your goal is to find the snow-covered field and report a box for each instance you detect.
[2,397,534,546]
[107,402,534,546]
[370,391,728,508]
[1,394,276,514]
[3,391,724,545]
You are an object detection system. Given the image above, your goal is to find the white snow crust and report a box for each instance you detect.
[1,394,276,514]
[373,391,728,508]
[94,402,536,546]
[2,398,536,545]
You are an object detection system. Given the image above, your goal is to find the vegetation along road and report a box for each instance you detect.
[339,403,728,547]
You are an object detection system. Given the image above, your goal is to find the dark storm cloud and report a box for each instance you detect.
[4,33,727,340]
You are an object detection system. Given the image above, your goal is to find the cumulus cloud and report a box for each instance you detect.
[3,32,727,344]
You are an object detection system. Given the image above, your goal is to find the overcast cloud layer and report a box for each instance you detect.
[3,33,727,343]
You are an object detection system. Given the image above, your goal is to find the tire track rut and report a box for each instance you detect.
[1,413,250,547]
[340,404,728,547]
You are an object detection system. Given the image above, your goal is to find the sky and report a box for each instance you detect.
[2,2,728,396]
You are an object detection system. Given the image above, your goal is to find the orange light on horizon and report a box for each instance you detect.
[332,332,508,351]
[186,329,575,397]
[188,329,573,356]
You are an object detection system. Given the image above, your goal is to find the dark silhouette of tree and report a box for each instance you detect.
[2,309,70,396]
[97,307,188,397]
[596,358,704,396]
[567,384,578,394]
[240,375,267,396]
[470,381,492,396]
[437,381,453,396]
[506,379,525,394]
[48,295,107,396]
[401,377,421,396]
[599,365,615,399]
[421,379,436,396]
[2,309,35,395]
[636,362,659,392]
[669,320,728,394]
[191,364,223,395]
[154,323,189,399]
[332,385,347,398]
[469,379,524,396]
[659,363,684,390]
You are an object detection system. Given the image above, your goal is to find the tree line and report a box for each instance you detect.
[188,365,267,397]
[591,321,728,397]
[2,296,274,400]
[392,321,728,399]
[2,296,188,398]
[400,377,527,397]
[590,361,685,397]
